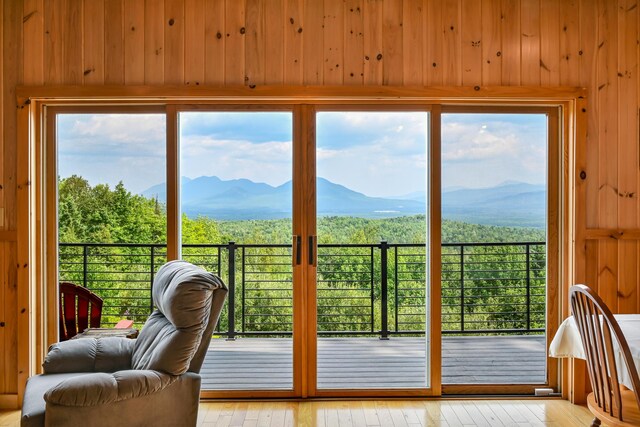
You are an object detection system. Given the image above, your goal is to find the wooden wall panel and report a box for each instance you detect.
[62,0,82,84]
[442,0,461,86]
[124,0,145,85]
[245,0,265,86]
[540,0,560,85]
[2,0,640,405]
[323,0,345,85]
[83,0,105,84]
[461,0,481,86]
[345,0,365,85]
[44,0,64,84]
[500,0,520,85]
[164,0,185,84]
[481,0,502,85]
[224,0,245,85]
[22,0,44,85]
[302,0,322,84]
[402,0,422,85]
[520,0,540,86]
[363,0,382,85]
[0,0,5,398]
[559,0,580,86]
[104,0,125,84]
[382,0,402,85]
[267,0,284,84]
[185,0,205,85]
[424,0,442,85]
[204,0,224,85]
[144,0,164,84]
[3,0,21,397]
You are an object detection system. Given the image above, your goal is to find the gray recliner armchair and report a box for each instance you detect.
[21,260,228,427]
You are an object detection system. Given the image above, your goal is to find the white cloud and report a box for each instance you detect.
[181,136,292,186]
[58,114,166,193]
[441,118,547,188]
[56,112,547,197]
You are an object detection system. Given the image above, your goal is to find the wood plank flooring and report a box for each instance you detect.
[0,399,595,426]
[203,336,546,390]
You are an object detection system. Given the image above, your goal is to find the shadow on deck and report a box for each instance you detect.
[201,336,546,390]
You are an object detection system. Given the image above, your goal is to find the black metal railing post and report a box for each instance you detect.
[380,240,389,339]
[241,246,246,334]
[227,241,236,340]
[370,246,375,334]
[394,246,399,333]
[82,244,88,288]
[150,246,156,314]
[526,243,531,332]
[460,244,465,332]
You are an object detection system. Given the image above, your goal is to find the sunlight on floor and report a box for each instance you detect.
[0,399,593,426]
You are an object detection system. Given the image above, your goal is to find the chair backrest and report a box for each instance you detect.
[131,260,227,376]
[59,282,103,341]
[570,285,640,420]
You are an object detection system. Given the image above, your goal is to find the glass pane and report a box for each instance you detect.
[179,111,294,390]
[57,113,167,328]
[441,113,548,385]
[316,111,430,389]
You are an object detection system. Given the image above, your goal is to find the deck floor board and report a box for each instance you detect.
[202,336,546,390]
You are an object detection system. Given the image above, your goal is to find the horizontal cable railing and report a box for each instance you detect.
[59,241,546,337]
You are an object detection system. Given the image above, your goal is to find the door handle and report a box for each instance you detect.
[294,235,302,265]
[308,235,317,267]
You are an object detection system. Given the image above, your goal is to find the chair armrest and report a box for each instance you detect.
[43,337,134,374]
[43,370,178,407]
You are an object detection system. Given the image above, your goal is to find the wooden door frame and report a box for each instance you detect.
[438,105,562,395]
[173,105,303,399]
[307,104,440,398]
[15,85,584,404]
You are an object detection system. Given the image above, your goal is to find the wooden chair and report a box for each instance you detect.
[59,282,103,341]
[570,285,640,427]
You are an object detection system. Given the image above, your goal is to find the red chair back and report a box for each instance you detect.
[59,282,103,341]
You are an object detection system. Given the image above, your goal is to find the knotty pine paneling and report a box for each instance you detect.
[1,0,639,401]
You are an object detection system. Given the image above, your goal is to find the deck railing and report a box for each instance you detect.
[59,241,546,337]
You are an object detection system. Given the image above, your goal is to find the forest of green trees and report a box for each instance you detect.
[58,176,546,336]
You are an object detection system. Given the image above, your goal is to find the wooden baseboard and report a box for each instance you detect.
[0,394,18,410]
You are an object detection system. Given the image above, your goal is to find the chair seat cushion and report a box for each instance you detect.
[21,373,94,427]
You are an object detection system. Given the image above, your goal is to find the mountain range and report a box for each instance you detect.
[142,176,545,227]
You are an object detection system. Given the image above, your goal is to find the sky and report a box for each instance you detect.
[57,111,547,197]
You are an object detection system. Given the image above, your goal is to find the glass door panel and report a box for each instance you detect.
[56,113,167,329]
[315,111,430,390]
[178,111,294,391]
[440,113,548,386]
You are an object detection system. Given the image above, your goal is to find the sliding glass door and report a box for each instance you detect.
[439,108,558,394]
[49,102,559,398]
[54,110,167,330]
[310,109,435,395]
[178,110,297,394]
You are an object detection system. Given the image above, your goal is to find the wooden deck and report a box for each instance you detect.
[202,336,546,390]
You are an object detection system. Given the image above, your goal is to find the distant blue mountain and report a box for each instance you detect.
[141,176,545,226]
[441,182,545,227]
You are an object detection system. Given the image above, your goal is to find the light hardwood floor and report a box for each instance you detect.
[0,399,594,426]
